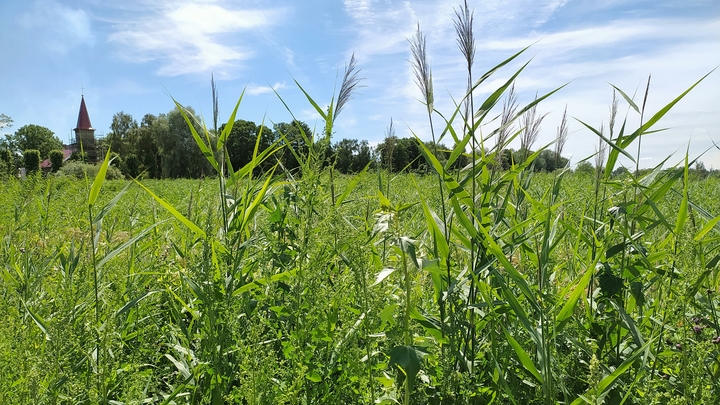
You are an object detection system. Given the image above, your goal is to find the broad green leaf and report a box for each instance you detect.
[388,345,422,389]
[695,215,720,241]
[379,304,399,329]
[570,340,653,405]
[418,194,450,259]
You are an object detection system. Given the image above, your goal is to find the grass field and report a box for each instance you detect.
[2,156,720,404]
[2,3,719,402]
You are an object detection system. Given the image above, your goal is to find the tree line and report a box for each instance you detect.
[2,107,582,179]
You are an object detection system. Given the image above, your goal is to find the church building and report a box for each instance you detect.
[71,95,98,162]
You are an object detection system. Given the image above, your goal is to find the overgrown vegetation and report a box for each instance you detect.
[1,4,719,404]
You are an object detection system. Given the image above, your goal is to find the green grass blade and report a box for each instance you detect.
[217,88,246,150]
[674,151,689,236]
[116,290,160,320]
[503,327,543,384]
[173,99,219,173]
[556,257,597,331]
[88,147,112,207]
[576,118,635,163]
[23,300,50,341]
[336,161,372,207]
[98,220,167,268]
[133,179,206,238]
[293,78,328,120]
[637,69,716,135]
[609,84,639,113]
[93,181,132,223]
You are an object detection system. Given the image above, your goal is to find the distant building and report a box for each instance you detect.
[70,95,98,162]
[39,95,98,171]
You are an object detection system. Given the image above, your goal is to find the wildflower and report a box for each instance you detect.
[693,325,702,334]
[675,343,682,351]
[712,336,720,344]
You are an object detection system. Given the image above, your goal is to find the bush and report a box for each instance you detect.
[49,150,64,172]
[23,149,40,174]
[0,149,13,176]
[69,150,87,162]
[57,161,124,180]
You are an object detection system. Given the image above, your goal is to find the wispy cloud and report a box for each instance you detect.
[247,82,287,96]
[20,0,94,53]
[107,0,286,76]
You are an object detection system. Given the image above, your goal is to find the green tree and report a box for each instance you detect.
[135,114,161,178]
[6,124,62,159]
[274,120,312,173]
[352,140,372,172]
[155,107,212,178]
[333,138,358,173]
[575,161,594,175]
[23,149,40,174]
[48,149,64,172]
[103,112,138,157]
[220,119,274,173]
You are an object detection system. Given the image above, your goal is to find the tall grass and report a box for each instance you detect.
[0,3,718,404]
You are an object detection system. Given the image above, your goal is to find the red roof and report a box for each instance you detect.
[40,149,73,169]
[74,96,94,131]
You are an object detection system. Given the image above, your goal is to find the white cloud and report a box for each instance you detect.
[247,82,287,96]
[107,0,286,76]
[20,0,94,53]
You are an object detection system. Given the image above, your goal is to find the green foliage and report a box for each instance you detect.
[23,149,40,173]
[154,107,214,178]
[48,149,64,172]
[7,124,62,159]
[69,150,87,162]
[575,160,595,175]
[0,148,14,176]
[220,119,274,173]
[57,161,123,180]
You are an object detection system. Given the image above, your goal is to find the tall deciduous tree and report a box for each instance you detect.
[155,107,212,178]
[274,120,312,173]
[6,124,62,159]
[104,112,138,157]
[220,119,274,172]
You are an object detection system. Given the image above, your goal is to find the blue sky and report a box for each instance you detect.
[1,0,718,168]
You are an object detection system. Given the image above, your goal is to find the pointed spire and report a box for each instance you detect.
[74,95,94,131]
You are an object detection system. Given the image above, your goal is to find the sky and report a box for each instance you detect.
[0,0,718,169]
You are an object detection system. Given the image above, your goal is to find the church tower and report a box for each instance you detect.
[74,95,97,162]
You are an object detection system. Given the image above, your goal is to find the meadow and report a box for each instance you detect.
[2,3,720,403]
